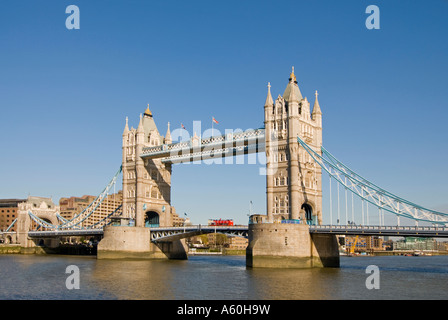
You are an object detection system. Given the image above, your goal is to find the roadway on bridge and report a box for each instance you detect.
[24,224,448,241]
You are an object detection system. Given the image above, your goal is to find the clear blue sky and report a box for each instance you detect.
[1,0,447,225]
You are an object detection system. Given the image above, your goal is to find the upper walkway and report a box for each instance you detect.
[140,128,265,163]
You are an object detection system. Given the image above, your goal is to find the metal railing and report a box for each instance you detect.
[309,225,448,237]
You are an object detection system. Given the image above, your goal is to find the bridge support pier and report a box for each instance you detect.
[246,223,339,268]
[97,226,188,260]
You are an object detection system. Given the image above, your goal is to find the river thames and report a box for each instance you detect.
[1,254,448,300]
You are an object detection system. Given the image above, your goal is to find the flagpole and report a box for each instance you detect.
[212,116,214,138]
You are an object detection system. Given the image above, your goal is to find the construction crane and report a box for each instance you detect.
[349,235,359,255]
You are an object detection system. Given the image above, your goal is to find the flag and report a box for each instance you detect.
[212,117,219,124]
[181,123,186,130]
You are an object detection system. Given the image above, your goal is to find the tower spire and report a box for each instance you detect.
[144,104,152,117]
[283,67,302,102]
[165,122,172,144]
[137,113,144,132]
[312,90,322,116]
[289,66,297,83]
[264,82,274,107]
[123,116,129,135]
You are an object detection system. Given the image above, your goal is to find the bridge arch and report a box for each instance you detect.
[29,214,58,230]
[4,234,13,244]
[301,203,314,225]
[145,210,160,227]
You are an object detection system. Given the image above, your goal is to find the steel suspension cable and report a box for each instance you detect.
[297,137,448,225]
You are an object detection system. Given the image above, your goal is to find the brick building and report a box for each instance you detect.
[0,199,26,232]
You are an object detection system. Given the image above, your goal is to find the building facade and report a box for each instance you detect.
[0,199,25,232]
[393,237,438,251]
[59,191,123,228]
[344,235,385,253]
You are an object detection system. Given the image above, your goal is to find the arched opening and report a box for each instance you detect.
[31,217,53,231]
[145,211,159,227]
[301,203,314,225]
[5,235,12,244]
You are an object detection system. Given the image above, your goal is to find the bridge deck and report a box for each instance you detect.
[309,225,448,237]
[23,224,448,240]
[27,229,104,237]
[150,225,249,242]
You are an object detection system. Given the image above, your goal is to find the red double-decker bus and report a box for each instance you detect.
[209,219,234,226]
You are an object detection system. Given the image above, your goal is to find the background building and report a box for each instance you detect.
[0,199,25,231]
[189,233,248,251]
[226,235,248,250]
[0,197,58,233]
[344,235,385,253]
[393,237,438,251]
[59,191,185,228]
[59,191,123,228]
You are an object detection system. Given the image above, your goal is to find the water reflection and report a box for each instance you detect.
[247,267,343,299]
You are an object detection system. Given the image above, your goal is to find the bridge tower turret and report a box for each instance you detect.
[247,68,337,268]
[264,68,323,225]
[121,105,176,228]
[264,82,275,222]
[99,106,187,259]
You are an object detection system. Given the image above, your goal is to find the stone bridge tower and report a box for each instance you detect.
[16,196,60,247]
[122,106,176,228]
[264,68,323,225]
[99,106,187,259]
[246,68,338,269]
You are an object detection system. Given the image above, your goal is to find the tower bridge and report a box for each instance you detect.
[6,67,448,268]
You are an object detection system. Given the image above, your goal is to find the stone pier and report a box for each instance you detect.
[246,223,339,268]
[97,226,188,260]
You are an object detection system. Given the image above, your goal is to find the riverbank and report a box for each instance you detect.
[372,250,448,256]
[188,249,246,256]
[0,245,50,254]
[0,244,242,256]
[342,250,448,257]
[0,244,96,255]
[3,244,447,258]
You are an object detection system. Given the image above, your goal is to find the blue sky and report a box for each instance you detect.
[1,0,447,225]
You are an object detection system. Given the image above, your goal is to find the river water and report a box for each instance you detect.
[1,254,448,300]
